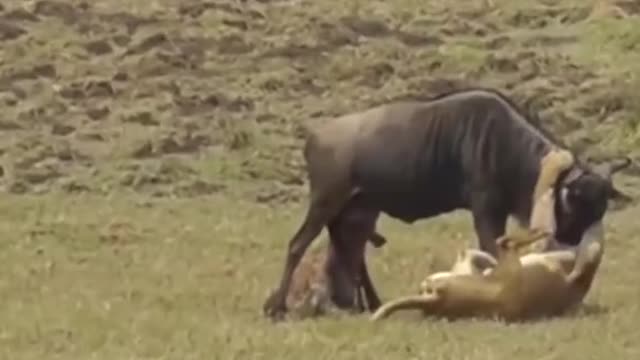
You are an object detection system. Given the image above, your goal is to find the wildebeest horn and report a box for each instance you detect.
[591,157,633,202]
[592,156,632,180]
[611,157,632,172]
[607,184,632,202]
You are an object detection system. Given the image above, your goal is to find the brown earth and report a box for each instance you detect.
[0,0,639,201]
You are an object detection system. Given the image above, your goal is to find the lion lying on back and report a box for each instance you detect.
[371,224,603,321]
[371,149,613,322]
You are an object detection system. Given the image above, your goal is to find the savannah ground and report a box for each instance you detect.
[1,0,640,359]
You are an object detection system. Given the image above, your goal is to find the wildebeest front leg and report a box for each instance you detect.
[471,192,508,256]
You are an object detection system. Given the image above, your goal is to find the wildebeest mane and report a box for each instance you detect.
[426,85,567,150]
[427,86,580,230]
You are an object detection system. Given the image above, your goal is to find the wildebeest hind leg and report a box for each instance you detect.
[326,216,360,309]
[471,193,508,256]
[360,261,382,311]
[263,191,349,319]
[355,285,366,312]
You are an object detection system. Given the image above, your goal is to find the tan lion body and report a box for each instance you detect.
[371,224,604,321]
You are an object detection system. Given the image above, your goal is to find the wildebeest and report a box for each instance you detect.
[263,87,630,319]
[286,193,386,318]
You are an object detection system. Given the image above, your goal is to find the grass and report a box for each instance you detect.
[1,0,640,358]
[1,193,640,359]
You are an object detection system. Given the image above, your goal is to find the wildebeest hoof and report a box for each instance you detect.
[263,291,288,320]
[264,305,287,321]
[368,297,382,311]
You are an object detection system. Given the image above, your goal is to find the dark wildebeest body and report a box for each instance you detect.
[263,88,630,319]
[350,96,546,225]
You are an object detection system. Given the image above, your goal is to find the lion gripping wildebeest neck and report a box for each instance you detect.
[263,87,630,319]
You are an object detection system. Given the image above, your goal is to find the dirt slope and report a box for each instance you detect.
[0,0,639,201]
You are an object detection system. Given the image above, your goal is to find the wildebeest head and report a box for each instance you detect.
[553,157,632,245]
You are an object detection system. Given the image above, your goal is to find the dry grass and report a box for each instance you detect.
[1,0,640,358]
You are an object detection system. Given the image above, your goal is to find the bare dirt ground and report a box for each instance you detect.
[1,0,640,359]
